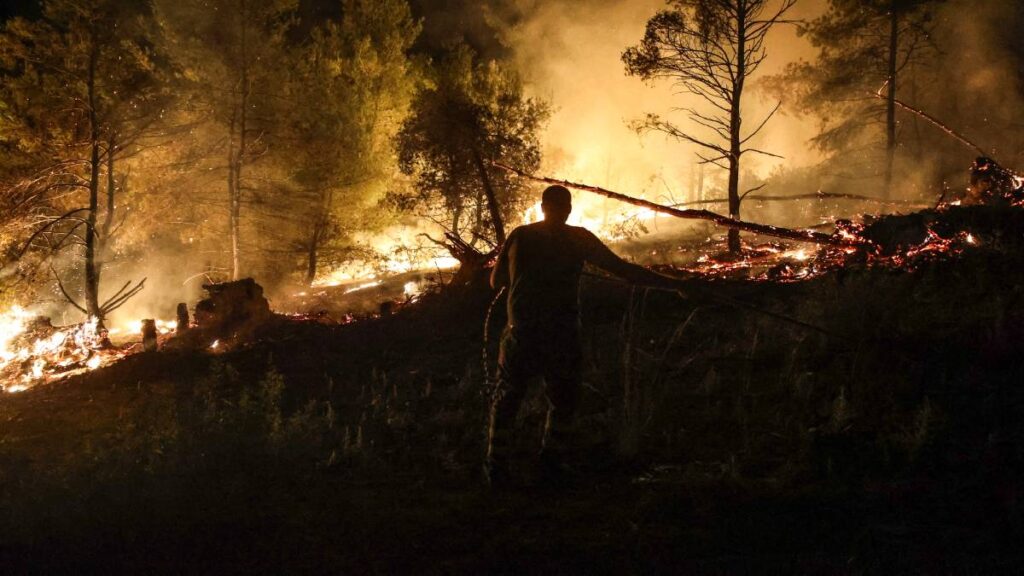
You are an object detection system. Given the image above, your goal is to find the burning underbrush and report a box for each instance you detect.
[281,268,455,320]
[665,204,1023,283]
[4,198,1022,396]
[0,311,142,393]
[1,202,1023,571]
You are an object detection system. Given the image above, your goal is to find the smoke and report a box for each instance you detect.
[100,243,206,333]
[488,0,1024,222]
[409,0,516,58]
[932,0,1024,166]
[493,0,825,216]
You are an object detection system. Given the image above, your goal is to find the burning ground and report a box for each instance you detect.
[1,203,1023,573]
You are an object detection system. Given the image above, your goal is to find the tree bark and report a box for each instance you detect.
[227,107,239,280]
[884,2,899,199]
[84,34,103,323]
[305,233,318,286]
[102,134,116,242]
[471,147,506,245]
[727,1,748,253]
[229,0,250,281]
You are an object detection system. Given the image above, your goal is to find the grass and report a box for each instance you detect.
[0,237,1022,573]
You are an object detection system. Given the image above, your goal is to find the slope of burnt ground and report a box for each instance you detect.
[1,209,1023,573]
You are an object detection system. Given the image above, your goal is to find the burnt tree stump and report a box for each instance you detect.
[176,303,190,334]
[193,278,272,340]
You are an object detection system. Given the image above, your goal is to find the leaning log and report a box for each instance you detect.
[673,191,928,209]
[492,163,863,247]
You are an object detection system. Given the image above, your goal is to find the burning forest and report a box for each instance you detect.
[2,0,1024,573]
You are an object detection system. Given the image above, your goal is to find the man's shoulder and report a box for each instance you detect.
[565,223,598,238]
[509,221,548,240]
[510,222,602,246]
[565,224,604,249]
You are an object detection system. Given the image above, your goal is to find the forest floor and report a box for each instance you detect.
[2,210,1024,574]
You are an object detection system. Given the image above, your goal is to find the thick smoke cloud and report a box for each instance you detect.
[488,0,1024,216]
[490,0,825,221]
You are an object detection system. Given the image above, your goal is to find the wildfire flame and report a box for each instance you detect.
[0,309,124,393]
[678,223,980,282]
[522,200,668,241]
[313,256,459,288]
[0,307,187,393]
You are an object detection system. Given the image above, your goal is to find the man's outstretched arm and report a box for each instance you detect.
[585,235,687,292]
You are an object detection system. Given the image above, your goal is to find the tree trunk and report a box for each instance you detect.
[84,36,103,323]
[451,197,464,239]
[884,2,899,199]
[305,188,332,286]
[230,0,250,281]
[698,162,705,201]
[227,108,239,280]
[305,234,318,286]
[99,133,118,288]
[471,147,506,245]
[727,2,748,254]
[102,135,116,242]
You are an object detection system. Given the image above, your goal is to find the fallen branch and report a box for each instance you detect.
[871,87,989,158]
[100,278,146,315]
[99,280,135,310]
[15,207,91,259]
[492,163,862,247]
[674,191,929,208]
[50,265,87,315]
[418,232,491,264]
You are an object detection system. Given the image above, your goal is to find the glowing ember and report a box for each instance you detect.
[313,255,459,288]
[114,318,178,336]
[677,218,984,283]
[343,280,383,294]
[784,249,810,262]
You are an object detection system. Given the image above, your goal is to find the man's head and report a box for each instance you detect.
[541,185,572,223]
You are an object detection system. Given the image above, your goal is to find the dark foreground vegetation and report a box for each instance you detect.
[2,210,1023,574]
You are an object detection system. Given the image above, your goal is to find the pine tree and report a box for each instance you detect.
[623,0,795,253]
[153,0,297,280]
[777,0,940,197]
[394,44,549,251]
[0,0,166,324]
[282,0,421,285]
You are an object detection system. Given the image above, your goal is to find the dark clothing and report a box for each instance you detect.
[501,222,605,329]
[487,222,602,469]
[488,318,583,465]
[486,219,680,475]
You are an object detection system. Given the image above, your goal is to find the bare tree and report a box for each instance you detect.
[1,0,158,325]
[623,0,795,252]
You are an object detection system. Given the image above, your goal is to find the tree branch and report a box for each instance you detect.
[492,162,863,247]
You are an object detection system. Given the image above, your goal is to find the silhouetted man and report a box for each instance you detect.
[486,185,687,486]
